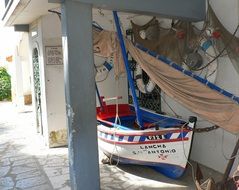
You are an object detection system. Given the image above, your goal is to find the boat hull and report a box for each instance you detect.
[98,124,194,179]
[100,148,186,179]
[97,105,195,179]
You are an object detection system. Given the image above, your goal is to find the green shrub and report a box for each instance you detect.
[0,67,11,101]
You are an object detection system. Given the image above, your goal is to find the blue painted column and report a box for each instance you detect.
[61,1,100,189]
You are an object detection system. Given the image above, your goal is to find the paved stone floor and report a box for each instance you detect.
[0,102,223,190]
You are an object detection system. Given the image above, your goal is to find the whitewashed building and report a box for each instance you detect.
[1,0,239,189]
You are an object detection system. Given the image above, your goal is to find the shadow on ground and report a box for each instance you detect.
[0,102,223,190]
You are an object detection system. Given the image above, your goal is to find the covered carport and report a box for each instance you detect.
[50,0,206,189]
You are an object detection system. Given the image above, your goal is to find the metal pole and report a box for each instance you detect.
[113,11,143,128]
[94,64,104,110]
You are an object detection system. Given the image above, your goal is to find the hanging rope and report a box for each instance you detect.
[221,130,239,160]
[191,23,239,71]
[180,123,197,187]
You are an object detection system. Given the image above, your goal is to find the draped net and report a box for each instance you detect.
[93,29,239,134]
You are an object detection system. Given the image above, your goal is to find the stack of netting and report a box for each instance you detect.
[131,17,200,65]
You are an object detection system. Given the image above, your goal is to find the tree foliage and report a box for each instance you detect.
[0,67,11,101]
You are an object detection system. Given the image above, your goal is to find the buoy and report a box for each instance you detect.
[95,61,113,82]
[135,64,156,94]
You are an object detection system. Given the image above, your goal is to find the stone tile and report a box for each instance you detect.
[121,181,133,189]
[0,142,9,147]
[128,187,144,190]
[100,172,110,178]
[11,165,38,175]
[61,167,69,175]
[43,164,69,177]
[2,151,19,158]
[43,167,62,177]
[103,185,124,190]
[27,162,39,167]
[101,187,112,190]
[49,174,70,189]
[0,143,8,152]
[0,177,14,189]
[37,158,47,166]
[9,155,30,162]
[16,171,42,180]
[0,166,10,178]
[64,160,69,167]
[25,184,53,190]
[0,158,11,166]
[58,186,71,190]
[12,158,35,166]
[0,186,14,190]
[101,177,114,183]
[45,157,65,167]
[16,175,48,189]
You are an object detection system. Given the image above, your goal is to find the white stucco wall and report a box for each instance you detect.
[12,50,24,108]
[40,14,67,147]
[29,19,49,145]
[19,33,31,96]
[11,32,32,110]
[94,55,128,106]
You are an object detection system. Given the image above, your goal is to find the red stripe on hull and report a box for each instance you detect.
[97,118,191,135]
[98,126,191,136]
[98,136,189,145]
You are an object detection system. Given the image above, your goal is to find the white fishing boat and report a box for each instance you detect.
[97,102,197,179]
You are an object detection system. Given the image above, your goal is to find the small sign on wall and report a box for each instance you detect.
[45,46,63,65]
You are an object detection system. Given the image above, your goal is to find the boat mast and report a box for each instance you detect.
[113,11,143,129]
[95,83,103,110]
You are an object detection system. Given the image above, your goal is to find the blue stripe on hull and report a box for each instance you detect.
[103,152,185,179]
[150,165,185,179]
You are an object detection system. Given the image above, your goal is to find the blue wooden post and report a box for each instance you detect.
[95,83,103,110]
[113,11,143,129]
[61,1,100,189]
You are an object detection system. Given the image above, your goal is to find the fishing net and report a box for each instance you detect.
[93,28,239,133]
[131,17,200,65]
[92,7,239,133]
[129,17,203,114]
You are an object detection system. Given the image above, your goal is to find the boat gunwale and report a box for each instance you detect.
[97,121,191,136]
[98,135,189,145]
